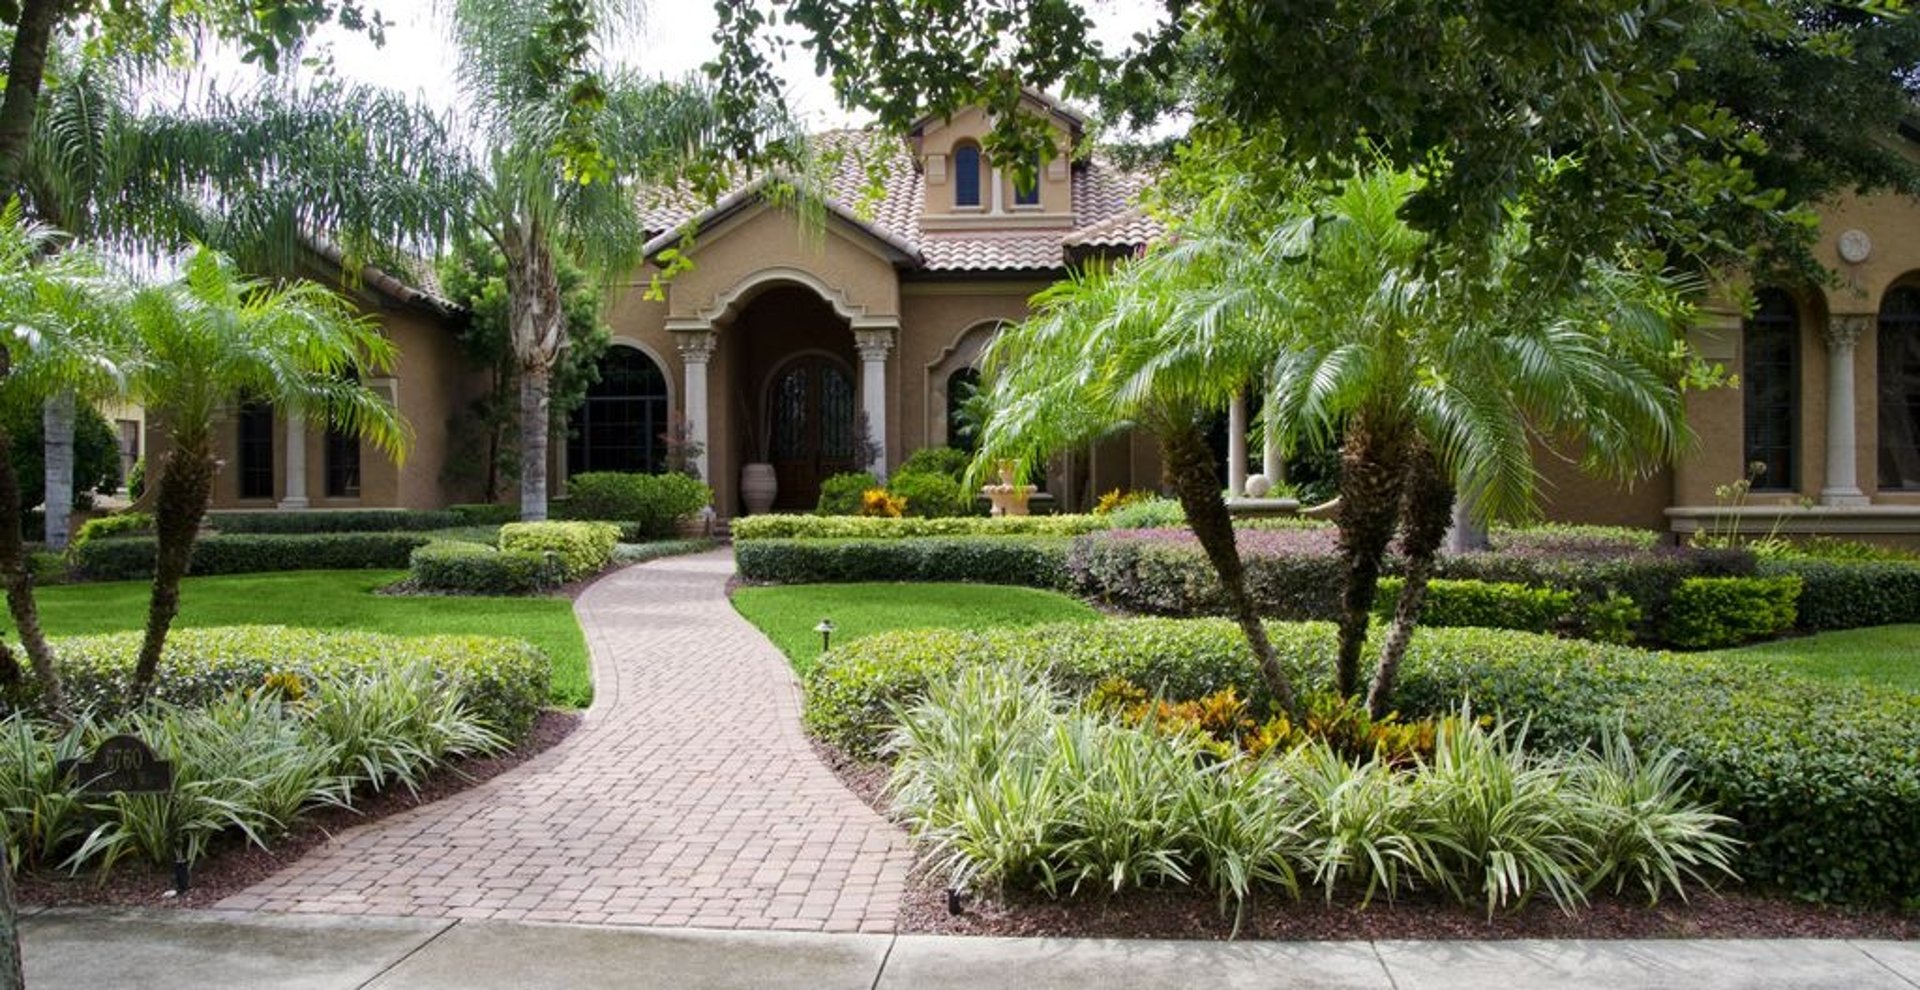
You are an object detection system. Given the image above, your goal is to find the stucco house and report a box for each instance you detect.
[196,94,1920,545]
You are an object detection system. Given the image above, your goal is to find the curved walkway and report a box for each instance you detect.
[219,550,911,933]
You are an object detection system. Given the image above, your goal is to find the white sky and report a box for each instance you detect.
[236,0,1169,132]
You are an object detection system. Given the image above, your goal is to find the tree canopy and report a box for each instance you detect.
[714,0,1920,279]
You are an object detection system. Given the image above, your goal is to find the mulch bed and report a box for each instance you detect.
[813,740,1920,941]
[16,709,581,911]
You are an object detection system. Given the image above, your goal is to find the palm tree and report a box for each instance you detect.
[0,206,126,715]
[1201,168,1693,715]
[972,224,1306,720]
[121,247,407,699]
[974,163,1693,719]
[443,0,750,519]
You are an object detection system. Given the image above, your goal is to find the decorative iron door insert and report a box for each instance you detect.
[769,356,856,509]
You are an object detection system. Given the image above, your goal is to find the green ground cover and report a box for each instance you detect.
[730,581,1101,674]
[2,570,593,707]
[1707,624,1920,693]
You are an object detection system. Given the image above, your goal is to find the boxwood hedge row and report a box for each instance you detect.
[72,533,434,581]
[808,618,1920,905]
[734,536,1072,588]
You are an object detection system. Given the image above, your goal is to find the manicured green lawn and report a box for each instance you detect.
[731,582,1101,674]
[1707,624,1920,693]
[2,570,593,707]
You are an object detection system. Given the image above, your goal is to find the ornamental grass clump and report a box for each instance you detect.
[885,665,1737,919]
[4,664,508,876]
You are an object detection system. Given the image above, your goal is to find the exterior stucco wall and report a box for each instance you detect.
[915,104,1074,222]
[201,301,479,512]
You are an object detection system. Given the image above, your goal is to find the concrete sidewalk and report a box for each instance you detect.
[20,907,1920,989]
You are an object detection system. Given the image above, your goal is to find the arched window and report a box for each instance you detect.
[568,346,669,476]
[236,399,274,500]
[952,142,982,208]
[1743,290,1799,491]
[946,367,981,452]
[1880,286,1920,489]
[1012,153,1041,207]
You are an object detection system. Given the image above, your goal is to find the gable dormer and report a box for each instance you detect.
[910,93,1082,232]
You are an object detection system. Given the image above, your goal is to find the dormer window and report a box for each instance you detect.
[1013,153,1041,207]
[953,142,983,208]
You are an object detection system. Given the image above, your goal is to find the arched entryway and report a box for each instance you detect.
[766,353,858,509]
[568,345,671,476]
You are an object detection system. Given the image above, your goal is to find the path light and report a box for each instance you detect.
[815,618,837,653]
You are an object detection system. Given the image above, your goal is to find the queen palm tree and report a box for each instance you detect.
[122,247,407,700]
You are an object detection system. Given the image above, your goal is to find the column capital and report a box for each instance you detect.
[854,327,896,362]
[674,328,717,363]
[1825,314,1873,350]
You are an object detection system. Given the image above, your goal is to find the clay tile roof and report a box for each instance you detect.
[640,127,1160,276]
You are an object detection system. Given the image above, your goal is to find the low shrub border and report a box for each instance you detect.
[1373,577,1575,634]
[6,624,549,737]
[731,514,1108,540]
[1066,530,1760,644]
[1759,558,1920,631]
[734,536,1072,588]
[72,532,434,581]
[808,618,1920,905]
[207,509,462,534]
[410,541,553,595]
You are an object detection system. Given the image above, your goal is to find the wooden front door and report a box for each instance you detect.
[768,356,857,510]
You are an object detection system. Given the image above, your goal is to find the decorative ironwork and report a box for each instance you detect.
[1743,289,1799,491]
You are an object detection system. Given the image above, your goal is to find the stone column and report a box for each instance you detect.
[279,412,309,509]
[855,327,896,480]
[676,330,717,485]
[1821,315,1871,507]
[1227,390,1248,498]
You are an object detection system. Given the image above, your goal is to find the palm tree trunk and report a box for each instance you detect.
[518,367,550,521]
[1332,413,1406,699]
[0,0,63,189]
[0,842,21,990]
[0,421,65,715]
[42,390,74,552]
[1161,419,1301,720]
[1366,443,1453,718]
[134,436,216,702]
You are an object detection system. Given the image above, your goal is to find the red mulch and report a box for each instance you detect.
[813,741,1920,941]
[16,710,581,911]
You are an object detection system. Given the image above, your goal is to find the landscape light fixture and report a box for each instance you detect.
[815,618,837,653]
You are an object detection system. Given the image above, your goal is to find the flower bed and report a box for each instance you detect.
[810,617,1920,904]
[734,536,1072,588]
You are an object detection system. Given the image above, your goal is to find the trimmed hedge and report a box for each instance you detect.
[817,472,879,515]
[7,625,548,737]
[732,514,1108,541]
[1373,577,1575,634]
[207,509,462,534]
[410,541,553,595]
[557,472,712,538]
[734,536,1071,588]
[811,618,1920,904]
[73,512,154,547]
[72,532,433,581]
[1663,576,1801,648]
[610,538,719,566]
[1066,530,1755,642]
[450,503,522,526]
[499,521,620,581]
[1759,558,1920,631]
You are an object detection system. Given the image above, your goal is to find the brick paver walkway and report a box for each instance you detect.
[218,550,912,932]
